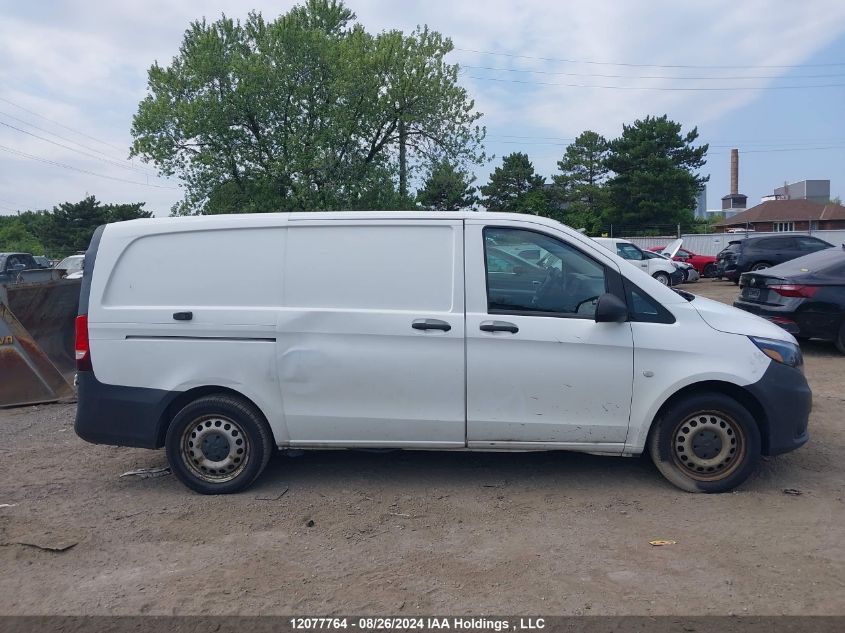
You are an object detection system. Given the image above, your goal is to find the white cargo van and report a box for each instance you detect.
[75,212,811,494]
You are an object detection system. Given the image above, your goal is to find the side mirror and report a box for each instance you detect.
[594,294,628,323]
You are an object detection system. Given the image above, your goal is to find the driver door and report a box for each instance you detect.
[465,221,634,448]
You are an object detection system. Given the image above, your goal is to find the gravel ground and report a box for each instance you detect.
[1,279,843,615]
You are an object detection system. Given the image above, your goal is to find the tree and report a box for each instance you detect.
[104,201,154,223]
[42,196,152,256]
[551,130,609,232]
[0,219,45,254]
[416,160,477,210]
[130,0,486,215]
[604,115,708,228]
[480,152,548,214]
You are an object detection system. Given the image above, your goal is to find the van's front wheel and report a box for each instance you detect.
[648,393,761,493]
[165,394,274,494]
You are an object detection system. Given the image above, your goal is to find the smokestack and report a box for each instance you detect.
[730,149,739,195]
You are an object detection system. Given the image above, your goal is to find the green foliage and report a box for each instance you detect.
[0,196,152,257]
[480,152,548,214]
[131,0,486,215]
[416,160,477,210]
[0,219,45,254]
[604,115,708,228]
[551,131,609,233]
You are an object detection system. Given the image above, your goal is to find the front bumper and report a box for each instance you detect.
[746,360,811,456]
[670,269,685,285]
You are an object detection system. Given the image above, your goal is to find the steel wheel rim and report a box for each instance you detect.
[656,274,669,285]
[672,411,745,481]
[180,415,250,483]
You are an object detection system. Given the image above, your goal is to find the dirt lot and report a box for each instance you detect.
[1,279,843,616]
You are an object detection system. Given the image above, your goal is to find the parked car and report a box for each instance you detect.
[726,227,756,234]
[593,237,680,285]
[649,246,718,278]
[734,246,845,353]
[0,252,41,283]
[716,235,834,284]
[33,255,51,268]
[55,254,85,279]
[643,250,698,283]
[75,212,810,495]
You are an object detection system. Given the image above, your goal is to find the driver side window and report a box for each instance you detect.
[483,227,608,318]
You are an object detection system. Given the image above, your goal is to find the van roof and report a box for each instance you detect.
[103,210,586,238]
[113,210,556,224]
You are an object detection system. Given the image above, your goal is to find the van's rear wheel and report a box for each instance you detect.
[165,394,273,494]
[648,393,761,493]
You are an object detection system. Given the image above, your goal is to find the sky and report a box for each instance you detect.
[1,0,845,216]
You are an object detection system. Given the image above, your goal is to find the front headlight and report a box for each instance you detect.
[749,336,803,369]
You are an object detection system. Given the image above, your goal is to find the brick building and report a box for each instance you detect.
[713,199,845,233]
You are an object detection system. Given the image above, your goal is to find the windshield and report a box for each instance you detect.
[616,243,643,260]
[57,256,84,273]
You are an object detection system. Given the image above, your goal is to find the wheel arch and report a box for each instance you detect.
[646,380,772,454]
[155,385,272,448]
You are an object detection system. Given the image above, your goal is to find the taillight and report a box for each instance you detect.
[769,284,819,298]
[75,314,92,371]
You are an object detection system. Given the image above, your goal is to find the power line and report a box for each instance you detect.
[0,120,161,176]
[461,64,845,81]
[483,135,845,149]
[0,143,180,190]
[454,47,845,69]
[0,95,130,154]
[0,109,157,176]
[465,75,845,91]
[710,145,845,154]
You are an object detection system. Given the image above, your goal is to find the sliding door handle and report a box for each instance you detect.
[479,320,519,334]
[412,318,451,332]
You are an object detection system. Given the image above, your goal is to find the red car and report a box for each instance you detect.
[649,246,718,278]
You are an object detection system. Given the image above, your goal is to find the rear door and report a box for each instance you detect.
[465,220,634,449]
[278,219,466,447]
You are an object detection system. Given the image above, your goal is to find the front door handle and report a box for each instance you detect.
[412,318,451,332]
[480,320,519,334]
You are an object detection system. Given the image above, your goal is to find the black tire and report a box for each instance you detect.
[653,271,670,286]
[648,392,761,493]
[165,394,274,494]
[703,263,717,278]
[751,262,772,271]
[836,321,845,355]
